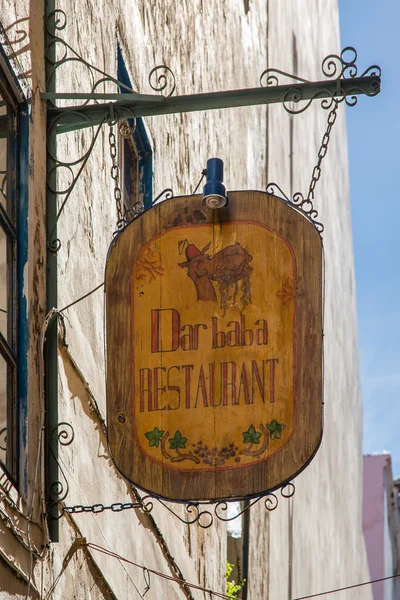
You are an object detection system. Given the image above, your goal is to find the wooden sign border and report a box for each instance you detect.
[105,190,323,501]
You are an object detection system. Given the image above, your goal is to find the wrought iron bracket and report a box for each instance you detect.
[48,422,75,521]
[43,8,380,540]
[60,482,295,528]
[42,10,380,133]
[44,75,379,135]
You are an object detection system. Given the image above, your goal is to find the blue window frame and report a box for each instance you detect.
[0,46,28,485]
[117,47,153,211]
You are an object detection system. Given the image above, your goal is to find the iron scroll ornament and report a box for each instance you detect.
[0,427,6,452]
[148,65,176,98]
[62,483,296,528]
[46,114,107,253]
[260,46,381,114]
[45,9,177,106]
[139,483,295,529]
[48,422,75,519]
[266,183,324,234]
[45,8,176,253]
[113,188,174,237]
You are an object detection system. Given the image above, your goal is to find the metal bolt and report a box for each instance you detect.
[118,414,126,423]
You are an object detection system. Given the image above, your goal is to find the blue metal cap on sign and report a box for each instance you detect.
[202,158,228,208]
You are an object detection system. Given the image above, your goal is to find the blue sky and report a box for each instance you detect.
[339,0,400,477]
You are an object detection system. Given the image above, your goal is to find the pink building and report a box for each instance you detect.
[363,455,400,600]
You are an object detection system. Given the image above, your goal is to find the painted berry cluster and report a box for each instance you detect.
[144,420,286,466]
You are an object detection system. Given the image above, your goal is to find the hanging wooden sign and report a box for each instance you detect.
[105,191,323,501]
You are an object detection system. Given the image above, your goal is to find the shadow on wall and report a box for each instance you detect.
[59,342,110,461]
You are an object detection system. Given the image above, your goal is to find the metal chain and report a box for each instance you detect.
[108,119,137,226]
[63,501,142,514]
[108,121,123,223]
[307,101,338,201]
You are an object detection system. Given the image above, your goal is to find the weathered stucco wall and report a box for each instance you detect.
[0,0,373,598]
[257,2,372,599]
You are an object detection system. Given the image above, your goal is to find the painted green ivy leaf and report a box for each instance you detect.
[242,424,261,445]
[169,430,187,450]
[145,427,164,448]
[266,419,286,440]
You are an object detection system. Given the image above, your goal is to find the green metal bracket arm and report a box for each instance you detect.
[43,75,380,135]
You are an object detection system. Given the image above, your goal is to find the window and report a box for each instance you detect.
[117,47,153,211]
[0,48,25,481]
